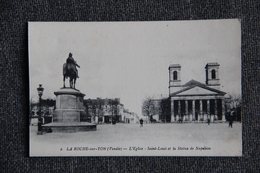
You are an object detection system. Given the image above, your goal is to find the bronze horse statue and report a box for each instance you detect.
[63,63,77,89]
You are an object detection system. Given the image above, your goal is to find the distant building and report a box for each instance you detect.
[30,99,55,125]
[142,94,170,123]
[150,96,167,122]
[168,63,227,122]
[121,109,139,124]
[83,98,138,124]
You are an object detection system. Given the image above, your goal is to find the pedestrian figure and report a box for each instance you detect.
[140,118,143,127]
[228,111,234,128]
[207,118,210,125]
[228,120,233,128]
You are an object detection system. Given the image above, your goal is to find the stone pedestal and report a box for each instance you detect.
[53,88,87,122]
[42,88,96,132]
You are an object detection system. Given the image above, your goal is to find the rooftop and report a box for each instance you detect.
[205,62,219,67]
[169,64,181,68]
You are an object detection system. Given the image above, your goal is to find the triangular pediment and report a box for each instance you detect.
[170,79,226,97]
[176,86,219,96]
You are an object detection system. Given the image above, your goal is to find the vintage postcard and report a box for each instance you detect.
[29,20,242,156]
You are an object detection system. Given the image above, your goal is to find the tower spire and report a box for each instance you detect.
[205,63,220,90]
[168,64,182,95]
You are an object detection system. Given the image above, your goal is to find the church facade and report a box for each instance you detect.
[169,63,227,122]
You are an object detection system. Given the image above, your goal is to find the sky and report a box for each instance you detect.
[29,19,241,117]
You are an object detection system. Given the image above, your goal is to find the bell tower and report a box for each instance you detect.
[169,64,182,95]
[205,63,220,90]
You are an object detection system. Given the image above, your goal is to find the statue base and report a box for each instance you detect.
[44,87,96,132]
[42,122,96,133]
[53,109,86,122]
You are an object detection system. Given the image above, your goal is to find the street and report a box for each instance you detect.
[30,122,242,156]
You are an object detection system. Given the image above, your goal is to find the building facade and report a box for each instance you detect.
[121,109,138,124]
[29,99,55,125]
[83,98,138,124]
[169,63,227,122]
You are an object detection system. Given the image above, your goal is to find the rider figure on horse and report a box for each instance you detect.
[66,52,80,78]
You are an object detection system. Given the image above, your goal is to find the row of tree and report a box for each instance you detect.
[29,98,56,117]
[225,94,242,122]
[29,98,120,120]
[83,98,120,123]
[142,97,171,123]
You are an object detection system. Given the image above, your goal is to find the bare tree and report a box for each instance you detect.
[29,98,35,116]
[29,98,37,125]
[228,94,241,110]
[91,100,98,123]
[96,98,104,124]
[142,97,156,123]
[83,99,91,122]
[84,98,104,123]
[226,94,242,121]
[159,98,171,123]
[108,98,120,124]
[83,99,96,122]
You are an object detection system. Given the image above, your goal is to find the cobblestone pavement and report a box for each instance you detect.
[30,122,242,156]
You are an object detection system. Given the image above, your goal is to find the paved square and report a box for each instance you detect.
[30,122,242,156]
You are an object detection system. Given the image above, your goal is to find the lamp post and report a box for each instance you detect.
[37,84,44,135]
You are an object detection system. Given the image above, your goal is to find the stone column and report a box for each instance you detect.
[178,100,181,120]
[171,100,174,122]
[204,101,207,120]
[222,99,226,121]
[215,99,218,121]
[189,101,192,121]
[192,100,195,121]
[207,100,210,120]
[199,100,203,122]
[185,100,188,121]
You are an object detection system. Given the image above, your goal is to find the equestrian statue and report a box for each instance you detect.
[63,52,80,89]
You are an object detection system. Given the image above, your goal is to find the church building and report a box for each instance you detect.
[169,63,227,122]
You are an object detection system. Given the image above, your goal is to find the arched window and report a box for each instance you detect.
[173,71,178,80]
[211,69,216,79]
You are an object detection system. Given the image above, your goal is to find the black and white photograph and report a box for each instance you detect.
[29,20,242,156]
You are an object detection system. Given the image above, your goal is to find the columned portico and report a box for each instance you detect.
[170,95,226,123]
[168,63,227,123]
